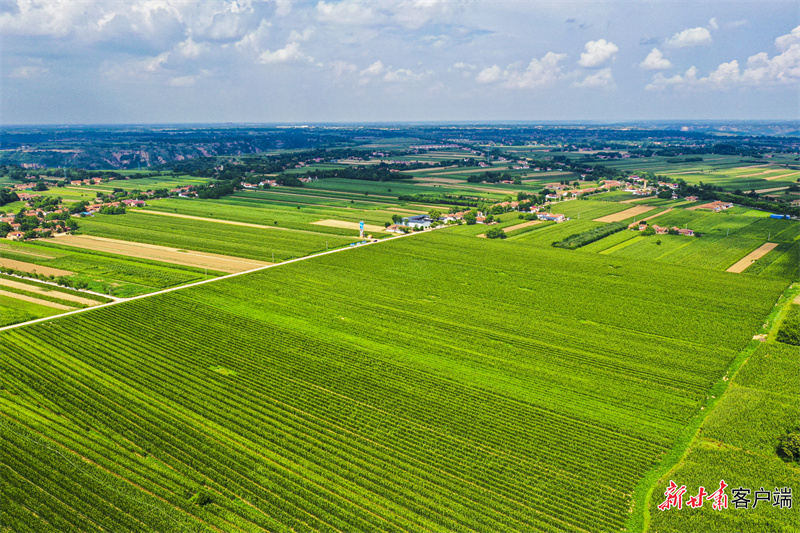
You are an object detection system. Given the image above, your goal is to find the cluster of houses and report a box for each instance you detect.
[240,176,316,189]
[628,221,695,236]
[3,204,72,241]
[697,200,733,212]
[77,199,146,217]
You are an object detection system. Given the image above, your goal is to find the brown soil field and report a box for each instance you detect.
[312,219,387,233]
[0,258,72,277]
[0,278,100,306]
[502,220,542,232]
[0,290,73,310]
[726,242,780,273]
[414,177,464,185]
[594,205,655,222]
[53,235,270,273]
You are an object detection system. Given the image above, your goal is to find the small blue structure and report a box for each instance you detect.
[769,214,790,219]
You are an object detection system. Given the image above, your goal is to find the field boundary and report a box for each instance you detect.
[0,230,426,332]
[627,284,798,532]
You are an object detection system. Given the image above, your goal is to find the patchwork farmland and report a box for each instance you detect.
[2,125,799,533]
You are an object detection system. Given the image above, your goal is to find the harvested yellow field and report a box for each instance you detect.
[0,278,100,306]
[53,235,270,274]
[311,219,387,233]
[0,258,72,277]
[502,220,542,232]
[726,243,779,273]
[593,205,655,222]
[0,290,73,310]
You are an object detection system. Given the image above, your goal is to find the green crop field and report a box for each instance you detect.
[649,336,800,533]
[76,210,356,263]
[2,231,788,532]
[0,240,211,297]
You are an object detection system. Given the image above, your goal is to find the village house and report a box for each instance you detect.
[6,231,25,241]
[122,199,146,207]
[698,201,734,212]
[403,215,432,229]
[538,213,566,223]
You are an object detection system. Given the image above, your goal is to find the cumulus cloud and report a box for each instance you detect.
[358,60,425,84]
[775,25,800,51]
[578,39,618,68]
[665,27,712,48]
[360,60,385,77]
[572,68,615,89]
[646,32,800,91]
[476,52,567,89]
[640,48,672,70]
[258,41,312,64]
[707,18,718,31]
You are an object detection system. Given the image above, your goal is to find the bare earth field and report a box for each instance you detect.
[0,258,73,277]
[502,220,543,232]
[311,219,387,233]
[726,242,780,273]
[52,235,270,273]
[0,290,73,310]
[594,205,655,222]
[0,278,100,306]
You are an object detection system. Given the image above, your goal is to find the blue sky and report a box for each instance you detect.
[2,0,798,124]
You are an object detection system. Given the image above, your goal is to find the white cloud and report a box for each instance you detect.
[383,68,423,83]
[476,52,567,89]
[572,68,615,89]
[775,25,800,51]
[640,48,672,70]
[707,18,718,31]
[646,40,800,91]
[578,39,618,68]
[725,19,748,29]
[391,0,462,30]
[360,60,385,77]
[475,64,502,83]
[315,0,383,26]
[275,0,293,17]
[665,27,712,48]
[288,27,314,42]
[330,60,357,76]
[646,66,699,91]
[177,38,206,59]
[9,65,49,79]
[258,42,312,64]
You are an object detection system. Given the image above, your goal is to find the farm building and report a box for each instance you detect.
[538,213,567,222]
[6,231,24,240]
[698,201,733,212]
[402,215,432,229]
